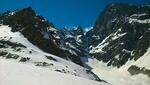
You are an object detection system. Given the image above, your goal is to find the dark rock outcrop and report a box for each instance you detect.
[128,65,150,77]
[87,3,150,67]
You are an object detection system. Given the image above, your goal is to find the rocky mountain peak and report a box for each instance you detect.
[88,3,150,68]
[0,7,84,66]
[0,3,150,85]
[74,26,84,35]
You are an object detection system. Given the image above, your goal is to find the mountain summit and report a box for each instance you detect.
[0,3,150,85]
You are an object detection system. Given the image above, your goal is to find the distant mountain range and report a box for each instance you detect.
[0,3,150,85]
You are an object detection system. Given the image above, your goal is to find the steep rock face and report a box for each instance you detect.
[88,4,150,68]
[0,7,83,66]
[46,26,88,61]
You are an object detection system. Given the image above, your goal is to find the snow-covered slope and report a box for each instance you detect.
[132,48,150,69]
[87,48,150,85]
[0,25,105,82]
[119,47,150,71]
[86,58,150,85]
[0,59,108,85]
[0,4,150,85]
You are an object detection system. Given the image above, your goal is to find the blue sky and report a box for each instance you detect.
[0,0,149,28]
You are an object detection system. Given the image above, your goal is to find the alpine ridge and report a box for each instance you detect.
[87,3,150,68]
[0,3,150,85]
